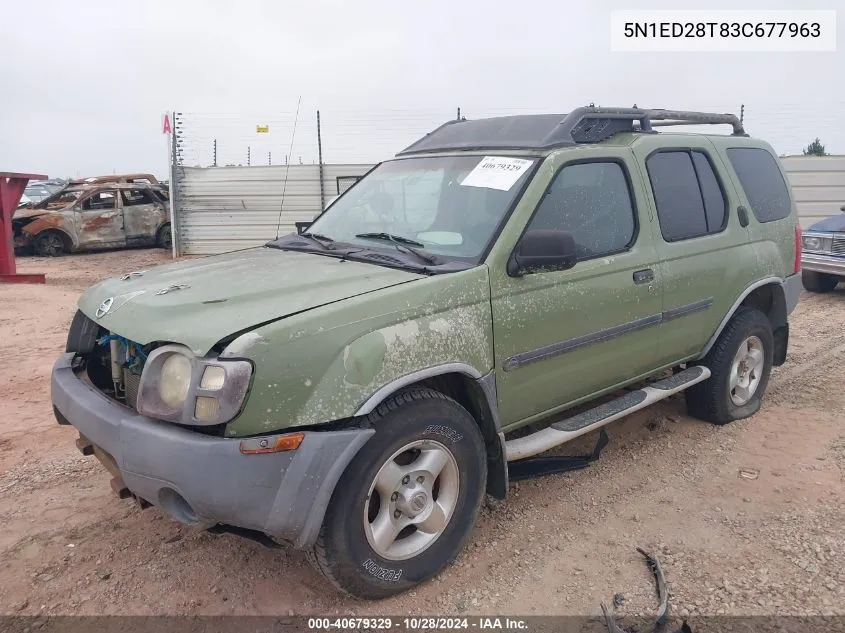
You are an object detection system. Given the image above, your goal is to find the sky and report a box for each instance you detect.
[0,0,842,179]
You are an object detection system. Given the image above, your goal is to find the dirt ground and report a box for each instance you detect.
[0,248,842,619]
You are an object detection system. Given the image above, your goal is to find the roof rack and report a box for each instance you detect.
[396,106,746,156]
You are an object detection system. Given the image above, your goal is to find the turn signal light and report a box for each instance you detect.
[239,432,305,455]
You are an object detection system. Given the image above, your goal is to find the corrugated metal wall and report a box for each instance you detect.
[174,163,373,255]
[781,155,845,229]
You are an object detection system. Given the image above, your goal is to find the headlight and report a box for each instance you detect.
[803,234,832,252]
[137,344,252,425]
[159,354,192,407]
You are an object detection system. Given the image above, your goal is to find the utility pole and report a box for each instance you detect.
[740,104,745,126]
[212,138,217,167]
[457,106,461,120]
[247,146,251,166]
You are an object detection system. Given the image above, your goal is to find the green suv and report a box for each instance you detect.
[52,107,802,599]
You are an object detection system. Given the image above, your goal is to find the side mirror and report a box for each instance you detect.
[295,221,312,235]
[840,204,845,213]
[507,229,577,277]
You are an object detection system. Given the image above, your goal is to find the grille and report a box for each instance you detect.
[833,236,845,255]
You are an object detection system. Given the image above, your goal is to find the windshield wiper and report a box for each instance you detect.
[355,232,425,248]
[299,232,336,250]
[354,232,440,266]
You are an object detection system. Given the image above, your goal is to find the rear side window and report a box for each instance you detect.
[121,189,156,206]
[646,150,727,242]
[526,161,636,260]
[726,148,791,223]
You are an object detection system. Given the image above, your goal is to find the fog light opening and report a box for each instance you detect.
[158,488,199,525]
[194,396,220,421]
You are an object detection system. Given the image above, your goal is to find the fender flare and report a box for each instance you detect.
[698,276,786,359]
[354,363,484,416]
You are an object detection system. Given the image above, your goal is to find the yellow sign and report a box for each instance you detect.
[256,125,269,133]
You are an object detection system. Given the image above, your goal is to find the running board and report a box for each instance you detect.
[505,366,711,461]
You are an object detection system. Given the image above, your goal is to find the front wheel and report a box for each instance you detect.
[33,230,67,257]
[308,388,487,599]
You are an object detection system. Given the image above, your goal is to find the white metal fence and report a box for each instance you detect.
[781,155,845,229]
[173,163,372,255]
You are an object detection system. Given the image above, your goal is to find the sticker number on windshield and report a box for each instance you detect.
[460,156,534,191]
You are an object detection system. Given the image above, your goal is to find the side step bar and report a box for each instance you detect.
[505,366,711,461]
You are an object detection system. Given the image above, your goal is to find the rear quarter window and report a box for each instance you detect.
[726,147,791,223]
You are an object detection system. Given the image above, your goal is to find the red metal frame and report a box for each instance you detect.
[0,172,48,283]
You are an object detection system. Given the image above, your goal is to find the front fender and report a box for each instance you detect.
[222,266,494,436]
[303,304,494,425]
[21,213,78,249]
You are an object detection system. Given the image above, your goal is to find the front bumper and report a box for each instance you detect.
[51,352,374,549]
[801,253,845,277]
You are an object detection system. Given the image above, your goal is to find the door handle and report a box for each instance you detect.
[633,269,654,285]
[737,205,749,227]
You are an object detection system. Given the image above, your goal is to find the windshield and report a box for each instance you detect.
[305,155,536,262]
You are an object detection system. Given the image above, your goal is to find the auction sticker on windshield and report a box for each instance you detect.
[460,156,534,191]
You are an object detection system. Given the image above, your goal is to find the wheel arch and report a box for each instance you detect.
[699,277,788,362]
[21,215,77,252]
[355,365,508,500]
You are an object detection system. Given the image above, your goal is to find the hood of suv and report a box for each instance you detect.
[78,247,425,355]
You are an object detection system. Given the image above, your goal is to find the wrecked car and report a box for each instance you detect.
[14,181,171,256]
[69,173,160,186]
[52,107,802,599]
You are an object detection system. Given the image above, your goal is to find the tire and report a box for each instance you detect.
[156,224,172,250]
[308,388,487,599]
[686,307,773,426]
[802,270,838,293]
[33,230,67,257]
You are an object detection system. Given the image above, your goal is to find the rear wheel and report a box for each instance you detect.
[307,388,487,599]
[802,270,838,293]
[33,231,67,257]
[686,307,774,425]
[156,224,172,250]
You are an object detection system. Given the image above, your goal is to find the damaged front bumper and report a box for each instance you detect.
[13,230,33,254]
[51,352,374,548]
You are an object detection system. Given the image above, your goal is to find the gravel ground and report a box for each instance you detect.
[0,248,842,623]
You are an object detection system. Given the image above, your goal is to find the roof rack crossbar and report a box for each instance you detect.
[644,109,745,135]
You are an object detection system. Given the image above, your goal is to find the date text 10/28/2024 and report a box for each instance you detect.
[307,617,529,630]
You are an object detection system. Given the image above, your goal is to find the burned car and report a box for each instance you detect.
[69,173,161,186]
[14,181,171,256]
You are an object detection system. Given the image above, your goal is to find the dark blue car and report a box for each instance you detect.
[802,205,845,292]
